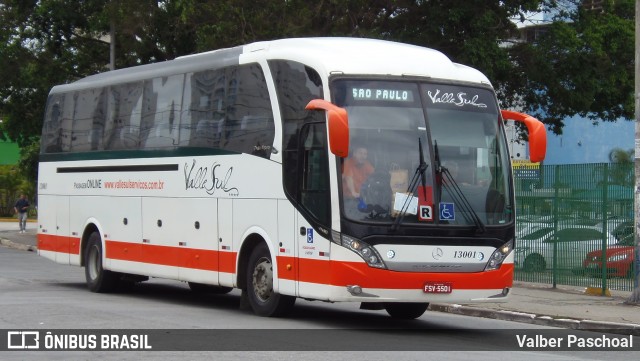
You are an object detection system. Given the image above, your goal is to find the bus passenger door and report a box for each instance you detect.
[296,216,331,300]
[295,122,333,300]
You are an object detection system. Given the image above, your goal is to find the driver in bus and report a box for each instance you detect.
[342,145,374,216]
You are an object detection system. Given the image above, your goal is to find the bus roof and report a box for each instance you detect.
[50,37,491,94]
[244,38,491,85]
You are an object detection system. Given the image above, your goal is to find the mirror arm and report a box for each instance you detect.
[501,110,547,163]
[305,99,350,158]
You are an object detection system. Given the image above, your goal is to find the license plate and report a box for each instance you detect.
[423,282,452,294]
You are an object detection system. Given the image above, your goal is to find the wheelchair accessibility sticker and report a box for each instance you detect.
[439,202,455,221]
[307,228,314,243]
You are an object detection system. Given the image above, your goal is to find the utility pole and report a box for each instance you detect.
[109,21,116,71]
[629,0,640,304]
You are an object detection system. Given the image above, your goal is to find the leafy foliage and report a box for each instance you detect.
[0,0,634,160]
[508,0,634,134]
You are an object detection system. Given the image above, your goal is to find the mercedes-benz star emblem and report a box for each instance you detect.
[432,247,444,260]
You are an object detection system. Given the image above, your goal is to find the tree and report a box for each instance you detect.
[0,0,635,153]
[607,147,634,186]
[508,0,635,134]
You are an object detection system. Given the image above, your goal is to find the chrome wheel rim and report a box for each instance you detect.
[252,257,273,302]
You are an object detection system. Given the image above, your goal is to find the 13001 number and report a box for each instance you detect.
[453,251,477,259]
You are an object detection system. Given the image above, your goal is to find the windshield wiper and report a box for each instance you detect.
[439,165,486,233]
[391,138,429,231]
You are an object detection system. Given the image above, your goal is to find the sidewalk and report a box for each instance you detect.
[0,220,638,334]
[429,283,640,334]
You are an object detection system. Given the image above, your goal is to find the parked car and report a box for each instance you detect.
[515,226,617,273]
[582,235,635,278]
[610,221,634,242]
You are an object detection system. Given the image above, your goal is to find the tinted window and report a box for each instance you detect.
[42,64,273,156]
[105,81,143,150]
[181,68,226,148]
[223,65,274,158]
[269,60,324,201]
[140,75,183,149]
[41,94,66,153]
[300,122,330,224]
[72,88,106,151]
[181,64,274,158]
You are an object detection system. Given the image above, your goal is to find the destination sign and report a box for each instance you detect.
[351,88,414,102]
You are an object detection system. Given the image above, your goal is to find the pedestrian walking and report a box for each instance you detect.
[14,194,29,233]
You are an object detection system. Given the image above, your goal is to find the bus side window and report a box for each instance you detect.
[300,122,330,225]
[140,74,183,149]
[105,82,143,150]
[182,68,226,148]
[223,64,274,158]
[41,94,65,153]
[269,59,325,220]
[72,88,106,152]
[55,92,76,152]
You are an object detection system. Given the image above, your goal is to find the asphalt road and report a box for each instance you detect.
[0,245,637,360]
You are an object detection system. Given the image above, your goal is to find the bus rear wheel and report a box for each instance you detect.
[384,302,429,319]
[85,232,119,293]
[246,243,295,317]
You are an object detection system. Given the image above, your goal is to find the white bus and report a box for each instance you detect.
[38,38,546,319]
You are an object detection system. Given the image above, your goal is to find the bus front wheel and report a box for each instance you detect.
[384,302,429,319]
[85,232,119,293]
[246,243,295,317]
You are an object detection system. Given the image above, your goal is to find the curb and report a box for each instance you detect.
[428,303,640,335]
[0,238,37,252]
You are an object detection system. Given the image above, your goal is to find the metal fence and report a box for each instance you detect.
[514,162,635,292]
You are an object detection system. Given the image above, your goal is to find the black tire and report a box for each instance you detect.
[188,282,233,294]
[84,231,119,293]
[523,254,546,272]
[246,243,295,317]
[384,302,429,320]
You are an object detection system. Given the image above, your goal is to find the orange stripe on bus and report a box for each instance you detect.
[106,240,236,272]
[40,234,510,290]
[277,256,512,290]
[37,234,236,273]
[38,233,80,255]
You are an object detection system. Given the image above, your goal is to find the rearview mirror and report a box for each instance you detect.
[305,99,350,157]
[501,110,547,163]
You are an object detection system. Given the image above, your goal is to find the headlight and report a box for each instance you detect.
[341,234,387,269]
[608,253,630,262]
[485,240,514,271]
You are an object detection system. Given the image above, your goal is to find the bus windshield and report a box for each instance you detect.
[332,79,513,227]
